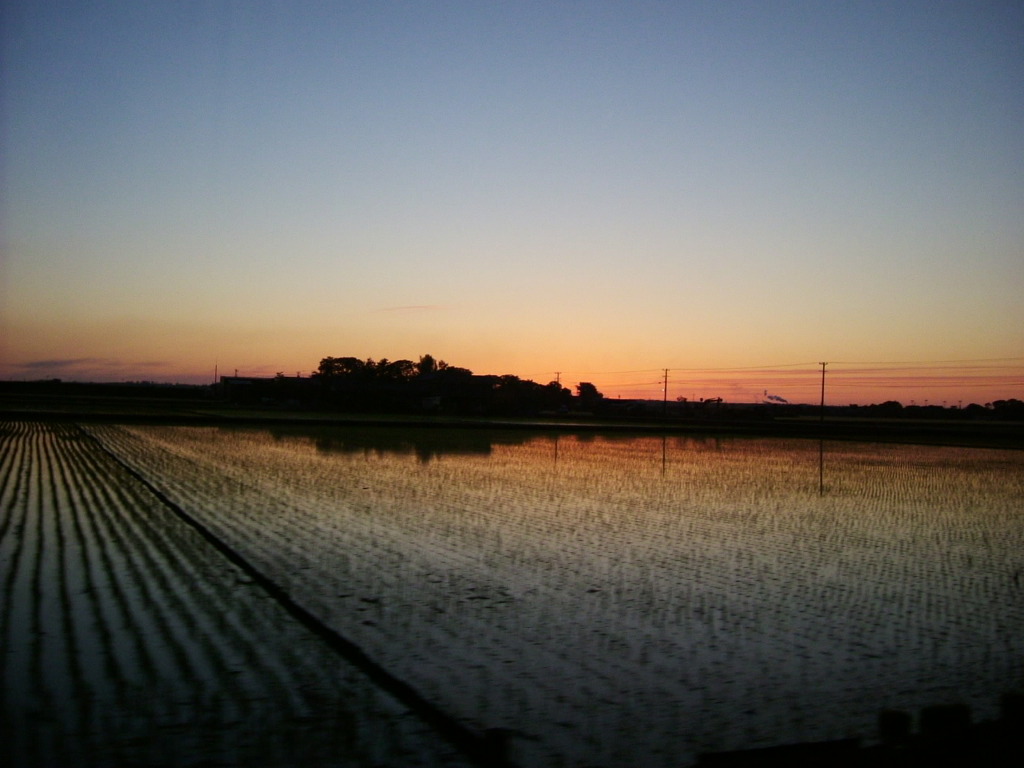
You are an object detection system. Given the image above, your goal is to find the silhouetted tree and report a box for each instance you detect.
[435,364,472,379]
[416,354,437,377]
[869,400,903,417]
[316,356,366,379]
[963,403,987,419]
[491,375,539,414]
[543,380,573,410]
[576,382,603,409]
[377,358,416,380]
[991,398,1024,420]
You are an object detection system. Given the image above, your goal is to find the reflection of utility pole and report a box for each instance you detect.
[818,362,828,422]
[818,438,825,496]
[663,369,669,415]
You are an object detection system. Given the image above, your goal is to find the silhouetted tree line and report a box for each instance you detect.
[306,354,585,416]
[2,376,1020,433]
[847,398,1024,420]
[213,360,1022,422]
[214,360,1024,421]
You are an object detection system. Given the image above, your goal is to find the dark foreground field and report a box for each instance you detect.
[0,421,473,768]
[2,419,1021,767]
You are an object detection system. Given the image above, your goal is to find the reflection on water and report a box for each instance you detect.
[820,438,825,494]
[81,424,1024,767]
[0,423,473,768]
[253,424,731,465]
[257,424,541,462]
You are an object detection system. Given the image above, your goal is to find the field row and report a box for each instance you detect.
[0,422,472,768]
[83,424,1024,767]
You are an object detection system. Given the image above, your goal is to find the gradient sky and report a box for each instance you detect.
[3,1,1022,405]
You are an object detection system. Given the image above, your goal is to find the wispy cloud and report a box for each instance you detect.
[15,358,172,380]
[21,357,104,370]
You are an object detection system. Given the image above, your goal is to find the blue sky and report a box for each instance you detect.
[2,1,1022,403]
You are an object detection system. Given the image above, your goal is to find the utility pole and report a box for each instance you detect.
[555,371,561,386]
[818,362,828,422]
[663,368,669,415]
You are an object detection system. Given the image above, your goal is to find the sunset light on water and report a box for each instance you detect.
[5,423,1020,766]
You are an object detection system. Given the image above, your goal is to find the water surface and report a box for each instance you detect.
[90,425,1024,766]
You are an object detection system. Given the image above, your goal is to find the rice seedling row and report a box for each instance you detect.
[82,424,1024,767]
[0,422,475,768]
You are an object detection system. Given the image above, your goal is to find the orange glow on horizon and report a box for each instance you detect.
[2,330,1021,408]
[534,360,1024,407]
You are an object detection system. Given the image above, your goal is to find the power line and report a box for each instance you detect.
[599,380,663,388]
[831,356,1024,365]
[526,359,1022,381]
[567,368,664,375]
[514,357,1021,403]
[828,380,1020,389]
[664,362,818,372]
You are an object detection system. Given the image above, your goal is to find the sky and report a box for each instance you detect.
[2,1,1022,405]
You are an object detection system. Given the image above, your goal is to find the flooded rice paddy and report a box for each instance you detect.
[2,421,1023,767]
[0,422,472,768]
